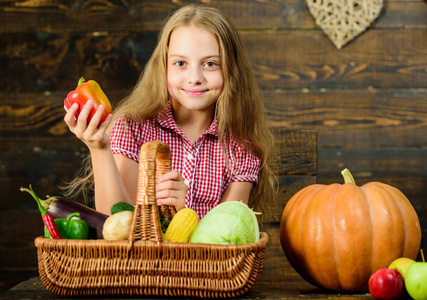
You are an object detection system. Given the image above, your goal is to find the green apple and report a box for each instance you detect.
[389,257,416,278]
[405,262,427,300]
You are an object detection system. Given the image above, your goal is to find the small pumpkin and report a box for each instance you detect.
[280,169,421,292]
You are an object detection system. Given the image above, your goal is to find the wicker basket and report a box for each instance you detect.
[34,141,269,297]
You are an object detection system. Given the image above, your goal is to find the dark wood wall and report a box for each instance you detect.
[1,0,426,291]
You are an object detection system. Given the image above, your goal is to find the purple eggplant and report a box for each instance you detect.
[21,186,108,239]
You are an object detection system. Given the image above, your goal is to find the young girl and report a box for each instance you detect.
[64,5,275,219]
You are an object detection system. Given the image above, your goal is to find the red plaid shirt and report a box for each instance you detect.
[110,102,260,218]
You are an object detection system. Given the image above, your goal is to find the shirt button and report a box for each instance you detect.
[187,153,194,160]
[184,179,190,186]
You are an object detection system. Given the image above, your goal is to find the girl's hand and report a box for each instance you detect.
[156,170,188,211]
[64,100,113,150]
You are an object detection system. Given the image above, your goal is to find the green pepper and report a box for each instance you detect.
[44,212,89,239]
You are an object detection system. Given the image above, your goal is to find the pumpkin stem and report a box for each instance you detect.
[341,168,356,184]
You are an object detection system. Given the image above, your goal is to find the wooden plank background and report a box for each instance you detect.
[0,0,426,292]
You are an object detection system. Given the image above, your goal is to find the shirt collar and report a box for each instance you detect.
[157,101,218,137]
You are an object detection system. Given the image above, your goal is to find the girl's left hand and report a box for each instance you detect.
[156,170,188,211]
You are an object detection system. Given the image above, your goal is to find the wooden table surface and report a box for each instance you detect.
[0,224,412,300]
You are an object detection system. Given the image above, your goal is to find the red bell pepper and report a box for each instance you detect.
[64,77,112,124]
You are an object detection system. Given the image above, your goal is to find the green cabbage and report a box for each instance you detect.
[189,201,259,245]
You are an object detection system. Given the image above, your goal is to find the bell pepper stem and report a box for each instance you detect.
[66,212,80,221]
[341,168,356,184]
[77,77,85,86]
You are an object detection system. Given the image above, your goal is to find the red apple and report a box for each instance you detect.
[369,268,405,300]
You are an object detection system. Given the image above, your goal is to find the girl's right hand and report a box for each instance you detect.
[64,100,113,151]
[156,170,188,212]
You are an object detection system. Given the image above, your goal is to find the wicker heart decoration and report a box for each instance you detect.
[306,0,383,49]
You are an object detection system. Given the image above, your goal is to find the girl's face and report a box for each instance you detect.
[167,25,224,117]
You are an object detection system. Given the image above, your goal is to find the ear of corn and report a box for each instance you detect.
[163,208,198,243]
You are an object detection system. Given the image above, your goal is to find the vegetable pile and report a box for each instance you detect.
[21,185,108,239]
[23,185,260,245]
[101,201,260,245]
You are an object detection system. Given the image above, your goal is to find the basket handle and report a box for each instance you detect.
[128,141,176,245]
[136,141,171,206]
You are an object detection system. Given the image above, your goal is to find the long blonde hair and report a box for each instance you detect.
[64,5,276,218]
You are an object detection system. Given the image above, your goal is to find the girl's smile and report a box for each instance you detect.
[183,89,209,96]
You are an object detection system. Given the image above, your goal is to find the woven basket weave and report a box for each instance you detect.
[34,141,268,297]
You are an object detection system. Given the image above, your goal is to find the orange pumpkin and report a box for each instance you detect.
[280,169,421,292]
